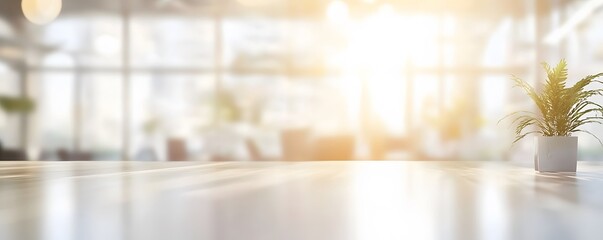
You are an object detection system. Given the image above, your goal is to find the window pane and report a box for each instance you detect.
[0,64,21,148]
[478,75,510,159]
[30,0,122,68]
[130,73,215,160]
[29,72,75,158]
[367,74,407,135]
[80,73,123,159]
[412,75,440,128]
[130,17,214,68]
[223,18,289,70]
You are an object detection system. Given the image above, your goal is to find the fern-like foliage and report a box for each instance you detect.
[501,59,603,144]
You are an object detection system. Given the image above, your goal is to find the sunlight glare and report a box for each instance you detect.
[327,0,349,24]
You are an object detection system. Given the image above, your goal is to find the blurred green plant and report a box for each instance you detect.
[143,117,159,135]
[0,96,35,113]
[501,59,603,144]
[213,92,241,123]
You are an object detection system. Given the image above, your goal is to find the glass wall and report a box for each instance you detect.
[0,0,601,160]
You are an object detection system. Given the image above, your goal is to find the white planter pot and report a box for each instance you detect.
[534,136,577,172]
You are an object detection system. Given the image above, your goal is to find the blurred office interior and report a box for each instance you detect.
[0,0,602,161]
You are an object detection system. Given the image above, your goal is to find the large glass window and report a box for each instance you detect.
[80,73,123,159]
[30,72,75,156]
[10,0,601,160]
[130,17,214,68]
[0,64,22,148]
[31,1,122,68]
[130,73,214,160]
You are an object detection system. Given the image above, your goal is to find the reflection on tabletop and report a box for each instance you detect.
[1,161,603,240]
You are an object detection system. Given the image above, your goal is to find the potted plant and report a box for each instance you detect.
[0,96,35,113]
[503,59,603,172]
[0,95,35,159]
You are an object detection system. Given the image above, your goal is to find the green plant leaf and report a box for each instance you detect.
[502,59,603,144]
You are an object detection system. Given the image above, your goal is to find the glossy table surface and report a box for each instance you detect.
[2,161,603,240]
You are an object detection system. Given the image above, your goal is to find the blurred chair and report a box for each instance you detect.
[167,138,187,161]
[202,127,248,161]
[39,150,58,161]
[71,152,92,161]
[246,138,278,161]
[281,128,309,161]
[57,149,92,161]
[312,135,355,161]
[387,137,410,150]
[134,146,158,161]
[57,149,69,161]
[0,149,27,161]
[246,138,262,161]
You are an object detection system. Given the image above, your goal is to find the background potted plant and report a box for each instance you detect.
[0,95,35,160]
[503,59,603,172]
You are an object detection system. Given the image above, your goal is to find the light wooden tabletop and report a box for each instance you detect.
[1,161,603,240]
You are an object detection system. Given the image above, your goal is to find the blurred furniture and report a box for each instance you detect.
[312,135,355,161]
[281,128,310,161]
[386,137,411,150]
[202,128,248,161]
[246,138,278,161]
[167,138,187,161]
[134,146,158,161]
[57,149,92,161]
[39,150,58,161]
[246,139,262,161]
[0,149,27,161]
